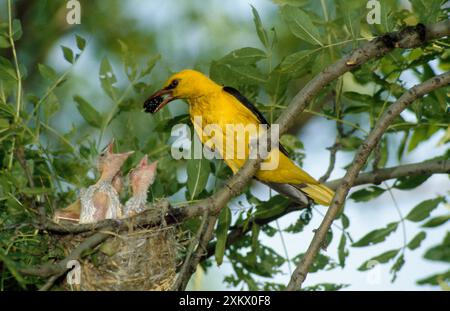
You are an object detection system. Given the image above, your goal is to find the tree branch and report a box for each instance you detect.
[175,214,218,291]
[20,229,112,278]
[171,211,209,290]
[201,157,450,262]
[286,71,450,291]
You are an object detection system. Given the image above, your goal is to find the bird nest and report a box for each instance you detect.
[61,207,181,291]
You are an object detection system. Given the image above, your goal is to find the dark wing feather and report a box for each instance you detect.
[223,86,289,157]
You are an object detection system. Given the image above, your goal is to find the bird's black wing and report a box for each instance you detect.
[223,86,289,157]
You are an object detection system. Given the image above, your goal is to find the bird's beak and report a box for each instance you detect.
[143,88,176,113]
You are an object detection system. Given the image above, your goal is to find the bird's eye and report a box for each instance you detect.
[167,79,179,89]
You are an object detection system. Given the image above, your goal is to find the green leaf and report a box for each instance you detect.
[118,40,138,81]
[220,47,266,66]
[249,223,261,265]
[0,248,27,289]
[186,156,210,200]
[409,0,443,24]
[407,231,426,250]
[73,95,102,128]
[422,214,450,228]
[394,174,431,190]
[11,19,22,41]
[405,197,444,222]
[76,35,86,50]
[38,63,57,82]
[341,213,350,229]
[61,45,74,64]
[215,207,231,266]
[279,49,316,74]
[390,254,405,282]
[273,0,309,6]
[21,187,51,195]
[338,233,349,267]
[408,124,439,152]
[397,131,409,160]
[284,208,311,233]
[99,57,118,99]
[255,195,289,220]
[424,244,450,263]
[349,186,385,202]
[0,56,17,81]
[251,223,260,252]
[293,253,336,273]
[0,118,10,129]
[280,6,322,46]
[340,136,364,151]
[417,270,450,286]
[0,35,10,48]
[226,64,266,83]
[210,60,266,88]
[424,232,450,263]
[140,53,161,78]
[352,222,398,247]
[303,283,349,291]
[343,91,374,103]
[265,67,290,100]
[251,6,269,49]
[42,92,60,120]
[358,249,400,271]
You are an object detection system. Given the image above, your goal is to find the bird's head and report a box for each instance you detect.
[144,69,221,113]
[97,139,134,181]
[129,155,158,195]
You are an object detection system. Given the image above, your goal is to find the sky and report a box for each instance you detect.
[46,0,449,290]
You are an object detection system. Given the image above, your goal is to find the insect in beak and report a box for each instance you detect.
[143,88,176,113]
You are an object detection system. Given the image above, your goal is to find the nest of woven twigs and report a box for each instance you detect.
[60,207,181,291]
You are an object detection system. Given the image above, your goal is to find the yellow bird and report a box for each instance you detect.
[144,69,334,205]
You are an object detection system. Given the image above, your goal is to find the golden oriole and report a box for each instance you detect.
[144,69,334,205]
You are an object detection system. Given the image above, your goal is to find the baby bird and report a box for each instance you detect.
[53,173,123,223]
[123,155,158,217]
[79,140,133,224]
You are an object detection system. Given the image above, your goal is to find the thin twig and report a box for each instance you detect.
[171,211,209,290]
[7,0,22,170]
[319,142,340,183]
[177,214,218,291]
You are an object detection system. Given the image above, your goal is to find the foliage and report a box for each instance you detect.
[0,0,448,290]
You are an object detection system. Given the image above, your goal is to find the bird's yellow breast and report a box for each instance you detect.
[188,90,317,185]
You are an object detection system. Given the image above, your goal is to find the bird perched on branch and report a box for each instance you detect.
[79,140,133,224]
[144,69,334,205]
[123,155,158,217]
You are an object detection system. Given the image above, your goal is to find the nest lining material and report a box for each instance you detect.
[62,206,181,291]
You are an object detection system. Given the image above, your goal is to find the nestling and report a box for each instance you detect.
[53,173,123,223]
[79,140,133,224]
[123,155,158,217]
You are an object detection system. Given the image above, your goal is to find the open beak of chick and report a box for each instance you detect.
[98,139,134,177]
[143,88,176,113]
[137,155,158,184]
[130,155,158,194]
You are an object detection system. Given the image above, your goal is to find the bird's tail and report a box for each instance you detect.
[293,183,334,206]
